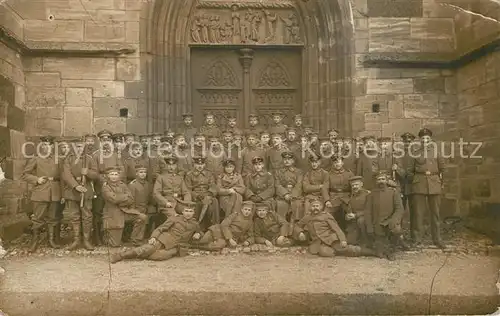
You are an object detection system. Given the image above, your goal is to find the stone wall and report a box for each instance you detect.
[352,0,458,137]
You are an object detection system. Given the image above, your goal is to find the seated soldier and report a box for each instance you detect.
[303,154,329,216]
[366,171,408,261]
[326,156,354,229]
[254,202,293,247]
[343,176,370,246]
[153,156,191,218]
[102,166,147,247]
[217,159,245,218]
[274,151,304,224]
[244,156,276,208]
[196,200,255,251]
[110,201,202,263]
[184,156,220,230]
[128,164,158,239]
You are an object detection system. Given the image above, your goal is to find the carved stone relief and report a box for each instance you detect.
[190,1,303,45]
[203,60,238,87]
[258,61,291,87]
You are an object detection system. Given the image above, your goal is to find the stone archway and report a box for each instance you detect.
[142,0,355,135]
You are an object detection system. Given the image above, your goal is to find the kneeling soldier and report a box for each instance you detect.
[254,202,293,247]
[62,138,98,251]
[102,166,147,247]
[366,171,407,261]
[111,201,202,263]
[197,200,255,251]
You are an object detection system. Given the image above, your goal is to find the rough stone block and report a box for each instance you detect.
[14,84,26,110]
[125,21,140,43]
[84,22,125,42]
[381,118,422,136]
[64,107,92,136]
[365,112,389,124]
[93,98,137,117]
[126,118,148,134]
[61,80,125,98]
[369,18,411,39]
[421,119,445,135]
[28,108,63,136]
[26,87,65,107]
[367,79,413,94]
[404,94,439,118]
[457,59,486,91]
[94,117,126,133]
[414,77,445,93]
[7,105,25,132]
[76,0,125,10]
[388,99,404,118]
[367,0,423,17]
[0,126,9,158]
[43,58,115,80]
[117,58,140,81]
[22,57,42,72]
[25,72,61,87]
[445,77,457,94]
[0,4,24,40]
[0,97,6,127]
[400,68,441,78]
[410,18,454,39]
[125,0,143,10]
[24,20,84,42]
[124,81,145,99]
[438,94,458,118]
[9,130,25,159]
[96,10,140,22]
[3,158,25,181]
[65,88,93,107]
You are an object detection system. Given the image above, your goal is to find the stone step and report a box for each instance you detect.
[0,253,498,315]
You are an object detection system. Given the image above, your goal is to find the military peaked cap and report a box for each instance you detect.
[222,158,236,167]
[97,130,112,138]
[193,156,206,164]
[251,156,264,164]
[418,128,432,137]
[134,164,148,171]
[104,166,121,173]
[349,176,363,182]
[281,151,295,159]
[164,156,178,164]
[401,132,416,140]
[40,136,55,144]
[182,113,193,118]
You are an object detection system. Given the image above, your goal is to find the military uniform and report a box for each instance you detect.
[128,165,158,238]
[22,136,62,251]
[244,157,276,208]
[61,140,99,250]
[266,143,288,173]
[101,167,146,247]
[178,113,198,141]
[198,113,222,139]
[291,114,305,136]
[239,143,267,177]
[124,154,150,183]
[184,157,220,230]
[342,176,370,246]
[197,201,255,251]
[365,172,405,260]
[111,201,201,263]
[302,156,330,215]
[245,114,264,137]
[205,147,227,177]
[254,202,293,246]
[398,132,417,238]
[217,160,245,218]
[274,152,304,221]
[407,128,445,247]
[327,164,354,225]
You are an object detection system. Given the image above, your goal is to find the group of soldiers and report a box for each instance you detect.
[22,112,446,262]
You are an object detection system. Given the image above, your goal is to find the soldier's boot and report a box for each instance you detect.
[28,229,41,253]
[48,226,61,249]
[110,249,137,264]
[398,236,411,251]
[68,223,81,251]
[178,244,190,257]
[82,226,95,251]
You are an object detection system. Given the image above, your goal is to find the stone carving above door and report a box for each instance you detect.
[189,2,303,45]
[203,59,239,87]
[257,61,291,87]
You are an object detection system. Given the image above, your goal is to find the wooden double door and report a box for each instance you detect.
[191,47,302,129]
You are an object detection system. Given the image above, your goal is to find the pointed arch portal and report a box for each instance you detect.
[143,0,355,134]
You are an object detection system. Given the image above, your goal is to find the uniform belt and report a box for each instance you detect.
[193,186,209,191]
[46,177,60,181]
[416,171,439,175]
[330,189,349,193]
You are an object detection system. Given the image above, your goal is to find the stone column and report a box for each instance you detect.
[239,48,254,128]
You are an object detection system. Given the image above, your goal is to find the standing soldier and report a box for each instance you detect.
[217,159,245,218]
[54,139,71,244]
[92,129,125,245]
[407,128,446,249]
[326,156,354,228]
[239,132,267,177]
[294,134,311,170]
[153,157,191,218]
[274,152,304,224]
[199,112,221,139]
[22,136,62,252]
[285,126,300,152]
[341,137,357,173]
[172,133,192,176]
[398,133,416,222]
[327,128,339,145]
[245,113,264,136]
[102,166,147,247]
[226,116,243,136]
[356,135,379,190]
[365,171,407,260]
[268,111,287,135]
[184,157,220,230]
[343,176,370,246]
[124,142,149,183]
[179,113,197,142]
[128,164,157,238]
[266,133,288,173]
[291,114,305,136]
[302,155,329,216]
[319,138,335,171]
[112,133,126,159]
[244,156,276,208]
[259,131,271,150]
[377,136,404,189]
[121,133,136,160]
[62,138,98,251]
[206,136,226,177]
[83,134,97,154]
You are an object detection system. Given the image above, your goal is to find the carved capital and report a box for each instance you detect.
[238,48,254,73]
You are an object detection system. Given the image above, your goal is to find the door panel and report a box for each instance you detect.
[190,49,243,127]
[250,49,301,127]
[190,48,301,129]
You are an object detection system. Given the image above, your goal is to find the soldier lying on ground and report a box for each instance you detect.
[254,202,293,247]
[195,200,255,251]
[110,201,202,263]
[294,197,372,257]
